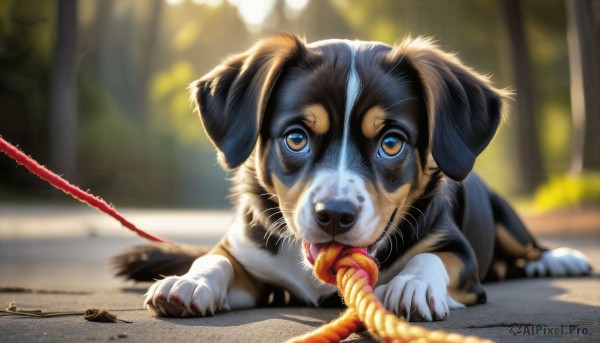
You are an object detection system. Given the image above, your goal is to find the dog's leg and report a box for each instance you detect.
[523,247,591,277]
[434,251,486,307]
[374,217,487,322]
[374,252,462,322]
[490,192,591,278]
[145,242,264,317]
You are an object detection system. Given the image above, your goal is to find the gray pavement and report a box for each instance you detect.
[0,205,599,342]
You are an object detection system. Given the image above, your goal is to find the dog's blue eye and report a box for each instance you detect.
[378,133,405,158]
[285,130,309,153]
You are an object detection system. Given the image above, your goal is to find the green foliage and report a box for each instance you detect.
[533,173,600,212]
[77,71,177,206]
[150,61,206,145]
[539,102,571,173]
[78,72,143,171]
[0,0,55,118]
[0,0,55,74]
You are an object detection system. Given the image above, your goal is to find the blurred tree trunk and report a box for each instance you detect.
[502,0,545,193]
[96,0,138,122]
[49,0,78,179]
[566,0,600,174]
[137,0,163,127]
[94,0,161,126]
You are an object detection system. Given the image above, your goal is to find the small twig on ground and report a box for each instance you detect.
[1,302,135,323]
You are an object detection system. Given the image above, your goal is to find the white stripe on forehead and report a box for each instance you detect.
[339,43,362,172]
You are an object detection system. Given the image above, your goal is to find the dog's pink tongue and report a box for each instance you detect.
[304,243,323,265]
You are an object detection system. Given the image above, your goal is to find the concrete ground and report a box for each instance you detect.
[0,205,599,342]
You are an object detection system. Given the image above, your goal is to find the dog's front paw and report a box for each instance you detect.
[374,274,449,322]
[525,247,591,277]
[144,255,233,317]
[374,253,462,322]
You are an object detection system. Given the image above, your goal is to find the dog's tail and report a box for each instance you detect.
[113,244,209,282]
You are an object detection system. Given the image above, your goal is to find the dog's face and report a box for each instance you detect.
[193,34,503,265]
[265,40,429,264]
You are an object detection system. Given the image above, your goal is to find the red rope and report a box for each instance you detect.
[0,136,171,244]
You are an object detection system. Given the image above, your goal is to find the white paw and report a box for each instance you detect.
[525,247,592,277]
[145,255,233,317]
[374,253,463,322]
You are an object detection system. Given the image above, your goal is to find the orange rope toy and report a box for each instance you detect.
[287,243,493,343]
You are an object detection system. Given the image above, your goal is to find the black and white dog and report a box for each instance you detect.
[115,34,591,321]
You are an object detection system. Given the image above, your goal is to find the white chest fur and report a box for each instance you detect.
[226,218,336,306]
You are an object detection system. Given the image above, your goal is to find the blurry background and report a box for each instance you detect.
[1,0,599,211]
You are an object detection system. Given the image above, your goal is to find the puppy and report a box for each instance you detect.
[114,34,591,321]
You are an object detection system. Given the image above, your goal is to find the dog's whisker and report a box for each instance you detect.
[264,210,284,223]
[400,210,420,239]
[384,234,396,265]
[407,205,427,227]
[389,219,404,246]
[266,217,287,234]
[379,223,402,266]
[256,205,284,218]
[265,219,291,247]
[400,206,426,236]
[397,211,418,239]
[261,193,280,202]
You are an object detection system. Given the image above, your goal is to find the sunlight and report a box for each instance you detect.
[285,0,309,11]
[551,279,599,307]
[191,0,224,7]
[236,0,276,27]
[284,0,309,19]
[165,0,185,6]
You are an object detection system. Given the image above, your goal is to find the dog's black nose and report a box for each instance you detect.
[314,200,358,235]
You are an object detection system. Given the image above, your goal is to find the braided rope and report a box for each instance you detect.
[288,243,493,343]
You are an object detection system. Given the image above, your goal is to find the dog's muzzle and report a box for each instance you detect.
[298,170,379,266]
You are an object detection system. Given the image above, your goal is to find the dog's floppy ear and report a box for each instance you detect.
[191,34,306,170]
[392,38,507,181]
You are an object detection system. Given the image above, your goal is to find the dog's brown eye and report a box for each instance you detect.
[285,130,309,153]
[378,133,405,158]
